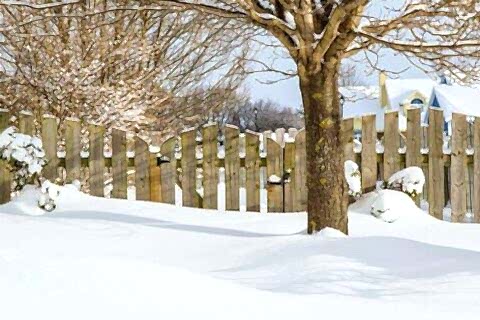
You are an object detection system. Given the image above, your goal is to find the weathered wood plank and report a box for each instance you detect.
[65,118,82,183]
[342,118,355,162]
[383,111,400,181]
[245,130,260,212]
[406,107,422,167]
[294,129,307,212]
[428,108,444,220]
[406,107,422,205]
[150,151,161,202]
[160,137,177,205]
[224,125,240,211]
[0,110,11,204]
[89,124,105,197]
[283,141,295,212]
[19,112,34,135]
[451,113,467,222]
[275,128,286,147]
[474,117,480,223]
[202,124,218,209]
[41,115,58,181]
[267,137,283,212]
[111,128,127,199]
[361,114,377,192]
[181,129,199,208]
[135,136,150,201]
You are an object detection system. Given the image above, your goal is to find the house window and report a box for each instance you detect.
[411,98,424,105]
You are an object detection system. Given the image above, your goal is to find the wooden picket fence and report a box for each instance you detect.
[0,107,479,222]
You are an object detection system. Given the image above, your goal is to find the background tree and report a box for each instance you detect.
[0,0,254,138]
[2,0,479,234]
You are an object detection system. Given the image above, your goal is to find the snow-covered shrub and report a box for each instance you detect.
[344,160,361,198]
[38,180,61,212]
[386,167,425,199]
[0,127,47,192]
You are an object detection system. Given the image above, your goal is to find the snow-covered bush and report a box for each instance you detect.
[344,160,361,198]
[370,189,415,223]
[0,127,47,192]
[38,180,61,212]
[386,167,425,199]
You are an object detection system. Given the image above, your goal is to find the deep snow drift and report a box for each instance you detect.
[2,186,480,319]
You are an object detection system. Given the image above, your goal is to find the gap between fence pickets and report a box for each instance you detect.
[0,111,479,220]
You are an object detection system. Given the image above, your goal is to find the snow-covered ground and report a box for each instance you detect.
[2,186,480,319]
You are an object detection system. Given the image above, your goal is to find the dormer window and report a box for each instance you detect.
[411,98,424,106]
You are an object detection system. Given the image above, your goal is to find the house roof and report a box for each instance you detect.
[340,86,386,130]
[431,84,480,122]
[385,78,436,110]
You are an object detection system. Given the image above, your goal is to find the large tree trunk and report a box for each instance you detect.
[299,62,348,234]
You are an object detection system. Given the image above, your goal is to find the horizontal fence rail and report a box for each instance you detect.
[0,107,479,222]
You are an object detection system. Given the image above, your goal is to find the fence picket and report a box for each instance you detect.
[451,113,467,222]
[42,115,58,181]
[245,130,260,212]
[294,129,307,211]
[181,129,199,208]
[284,141,295,212]
[0,110,10,204]
[224,125,240,211]
[112,128,127,199]
[150,151,161,202]
[474,117,480,223]
[65,118,81,183]
[89,124,105,197]
[361,114,377,192]
[267,137,283,212]
[429,108,444,220]
[160,137,177,205]
[383,111,400,180]
[202,124,218,209]
[135,136,150,201]
[406,107,422,205]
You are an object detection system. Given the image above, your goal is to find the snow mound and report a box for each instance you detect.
[1,184,84,216]
[370,190,416,223]
[316,227,347,238]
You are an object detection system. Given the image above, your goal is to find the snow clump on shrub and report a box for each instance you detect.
[0,126,47,192]
[386,166,425,199]
[344,160,361,198]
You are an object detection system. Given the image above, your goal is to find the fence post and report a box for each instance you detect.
[65,118,81,183]
[181,128,199,208]
[451,113,467,222]
[160,136,177,205]
[294,129,307,211]
[267,137,283,212]
[383,111,400,180]
[361,114,377,192]
[42,115,59,181]
[112,128,128,199]
[245,130,260,212]
[224,125,240,211]
[0,109,11,204]
[202,123,218,210]
[428,108,444,220]
[89,123,105,197]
